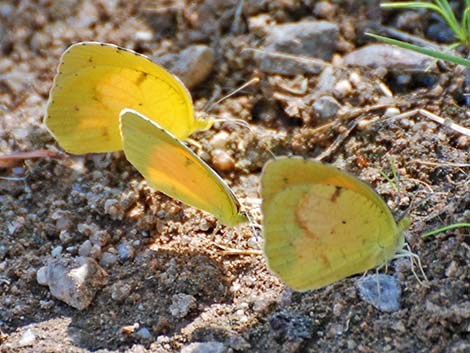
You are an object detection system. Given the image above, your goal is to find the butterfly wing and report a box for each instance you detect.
[45,42,212,154]
[261,157,403,291]
[120,109,247,227]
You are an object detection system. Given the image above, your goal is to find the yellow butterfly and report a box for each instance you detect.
[261,157,406,291]
[45,42,212,154]
[119,109,247,227]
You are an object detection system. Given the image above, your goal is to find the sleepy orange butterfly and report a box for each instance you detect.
[45,42,212,154]
[261,157,406,291]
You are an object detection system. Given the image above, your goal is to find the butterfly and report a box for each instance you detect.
[261,157,406,291]
[119,109,247,227]
[45,42,212,154]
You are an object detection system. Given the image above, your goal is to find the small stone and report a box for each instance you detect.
[51,246,63,257]
[344,44,435,71]
[46,256,107,310]
[356,274,401,312]
[211,150,235,172]
[313,1,336,19]
[227,334,251,351]
[111,281,132,303]
[18,329,36,347]
[333,79,352,99]
[104,199,124,220]
[79,240,101,259]
[313,95,340,121]
[210,131,230,149]
[181,341,226,353]
[157,45,215,89]
[117,243,135,262]
[269,310,314,342]
[136,327,152,340]
[0,245,8,260]
[36,266,48,286]
[258,51,326,76]
[59,230,73,245]
[383,107,400,119]
[169,293,197,318]
[264,20,339,60]
[100,252,118,267]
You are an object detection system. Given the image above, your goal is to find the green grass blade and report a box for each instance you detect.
[421,223,470,238]
[366,33,470,66]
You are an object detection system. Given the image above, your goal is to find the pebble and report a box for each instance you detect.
[211,150,235,172]
[157,45,215,89]
[18,329,36,346]
[51,245,63,257]
[100,252,118,267]
[45,256,107,310]
[227,334,251,351]
[264,20,339,60]
[117,243,135,262]
[210,131,230,149]
[36,266,48,286]
[344,44,435,71]
[258,50,327,76]
[313,95,340,121]
[79,240,101,259]
[135,327,152,340]
[104,199,124,220]
[0,245,7,260]
[333,79,352,99]
[269,310,314,342]
[356,274,401,312]
[111,281,132,303]
[181,341,226,353]
[169,293,197,318]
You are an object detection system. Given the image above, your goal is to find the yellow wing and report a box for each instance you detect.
[120,109,247,227]
[261,157,404,291]
[45,42,212,154]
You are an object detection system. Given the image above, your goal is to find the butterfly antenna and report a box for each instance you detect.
[205,77,260,113]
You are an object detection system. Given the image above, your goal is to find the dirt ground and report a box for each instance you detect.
[0,0,469,352]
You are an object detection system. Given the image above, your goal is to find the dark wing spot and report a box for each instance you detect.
[330,186,343,203]
[342,220,347,224]
[283,177,289,185]
[135,72,149,86]
[74,105,80,112]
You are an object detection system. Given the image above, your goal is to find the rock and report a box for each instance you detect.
[258,50,327,76]
[269,310,314,342]
[79,240,101,259]
[135,327,152,340]
[313,95,340,121]
[181,341,226,353]
[210,132,230,149]
[157,45,215,89]
[227,334,251,351]
[51,245,63,257]
[264,20,339,60]
[356,274,401,312]
[211,150,235,172]
[344,44,435,71]
[169,293,197,318]
[100,252,118,267]
[117,243,135,262]
[18,329,35,347]
[45,256,107,310]
[36,266,48,286]
[104,199,124,220]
